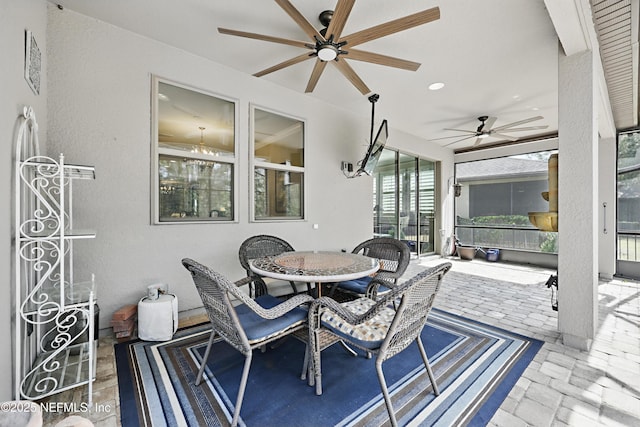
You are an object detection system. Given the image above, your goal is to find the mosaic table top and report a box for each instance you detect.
[250,251,379,283]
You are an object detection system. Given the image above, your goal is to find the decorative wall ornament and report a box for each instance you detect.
[24,30,41,95]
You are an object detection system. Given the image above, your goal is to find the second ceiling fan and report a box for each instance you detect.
[218,0,440,95]
[430,115,549,148]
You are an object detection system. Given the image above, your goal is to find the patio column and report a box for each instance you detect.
[557,45,598,350]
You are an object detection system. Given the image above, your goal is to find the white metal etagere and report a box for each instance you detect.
[14,106,97,404]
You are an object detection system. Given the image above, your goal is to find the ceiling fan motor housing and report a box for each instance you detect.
[319,10,333,28]
[316,10,345,62]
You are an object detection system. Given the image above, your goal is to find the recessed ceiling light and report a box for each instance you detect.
[428,82,445,91]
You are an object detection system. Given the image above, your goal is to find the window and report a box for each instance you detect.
[152,78,237,223]
[454,150,558,253]
[251,107,305,220]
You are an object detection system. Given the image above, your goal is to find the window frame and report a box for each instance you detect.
[249,104,306,222]
[151,75,239,224]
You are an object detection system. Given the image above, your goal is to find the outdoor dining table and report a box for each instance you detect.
[249,250,379,298]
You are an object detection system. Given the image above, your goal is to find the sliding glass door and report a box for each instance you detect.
[373,149,436,256]
[617,129,640,278]
[418,158,436,253]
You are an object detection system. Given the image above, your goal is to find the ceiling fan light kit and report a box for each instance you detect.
[317,44,339,61]
[218,0,440,95]
[313,34,347,61]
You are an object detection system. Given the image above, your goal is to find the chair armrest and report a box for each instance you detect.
[234,275,268,297]
[364,277,396,299]
[234,276,253,288]
[229,283,314,319]
[250,293,314,319]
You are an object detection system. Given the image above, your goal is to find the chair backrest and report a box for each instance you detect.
[182,258,251,354]
[379,262,451,362]
[352,237,410,282]
[238,235,295,275]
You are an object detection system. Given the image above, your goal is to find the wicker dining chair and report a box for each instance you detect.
[182,258,314,427]
[308,262,452,427]
[329,237,411,300]
[238,234,306,297]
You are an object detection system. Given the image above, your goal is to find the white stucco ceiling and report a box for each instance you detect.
[49,0,599,150]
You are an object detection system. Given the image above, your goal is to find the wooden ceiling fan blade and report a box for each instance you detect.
[305,60,328,93]
[492,115,544,131]
[254,53,313,77]
[344,7,440,48]
[333,59,371,95]
[347,49,420,71]
[218,28,311,49]
[497,125,549,132]
[275,0,325,41]
[326,0,355,40]
[490,132,519,141]
[443,135,476,147]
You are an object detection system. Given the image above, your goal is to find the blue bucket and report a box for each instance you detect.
[486,249,500,262]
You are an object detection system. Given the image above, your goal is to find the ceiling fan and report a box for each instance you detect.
[217,0,440,95]
[429,115,549,147]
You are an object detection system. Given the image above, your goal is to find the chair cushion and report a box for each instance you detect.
[235,295,307,343]
[336,277,391,295]
[321,297,395,349]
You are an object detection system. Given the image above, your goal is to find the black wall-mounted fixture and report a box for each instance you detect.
[454,183,462,197]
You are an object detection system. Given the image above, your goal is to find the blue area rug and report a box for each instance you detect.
[115,308,542,426]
